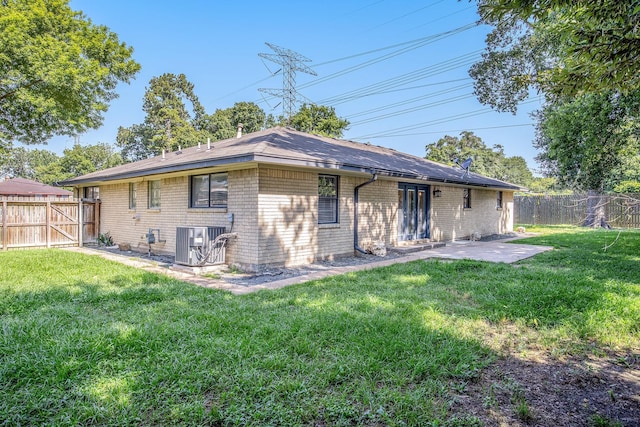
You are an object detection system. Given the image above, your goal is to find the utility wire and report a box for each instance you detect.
[355,123,534,139]
[345,82,470,119]
[254,23,478,106]
[299,23,477,90]
[369,0,447,30]
[350,93,475,126]
[352,99,540,139]
[312,22,476,68]
[320,52,480,105]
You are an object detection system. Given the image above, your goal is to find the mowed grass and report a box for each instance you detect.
[1,226,638,426]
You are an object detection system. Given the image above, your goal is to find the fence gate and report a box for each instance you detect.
[0,197,100,250]
[82,199,100,244]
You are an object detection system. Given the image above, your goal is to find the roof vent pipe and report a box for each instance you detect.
[207,138,211,150]
[354,173,378,254]
[162,149,165,160]
[236,123,243,138]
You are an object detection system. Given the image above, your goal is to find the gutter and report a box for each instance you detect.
[354,173,378,254]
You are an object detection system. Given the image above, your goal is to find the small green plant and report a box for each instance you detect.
[201,273,221,280]
[445,415,483,427]
[226,264,243,274]
[97,232,114,246]
[483,383,497,408]
[514,396,533,422]
[591,414,622,427]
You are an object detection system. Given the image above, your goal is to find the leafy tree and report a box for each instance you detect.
[2,143,122,184]
[117,73,270,161]
[0,0,140,146]
[201,108,234,141]
[471,0,640,112]
[200,102,268,141]
[229,102,267,134]
[425,131,533,186]
[526,177,562,194]
[614,180,640,193]
[79,142,123,171]
[535,92,640,192]
[0,147,59,179]
[288,104,350,138]
[116,123,155,162]
[117,73,209,160]
[498,156,534,187]
[535,91,640,226]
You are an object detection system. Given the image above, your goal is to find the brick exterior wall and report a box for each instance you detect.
[430,185,514,241]
[355,179,398,248]
[91,169,514,269]
[256,168,355,267]
[98,176,235,257]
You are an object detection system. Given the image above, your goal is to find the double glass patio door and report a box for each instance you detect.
[397,184,430,241]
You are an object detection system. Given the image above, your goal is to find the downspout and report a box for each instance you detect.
[354,173,378,254]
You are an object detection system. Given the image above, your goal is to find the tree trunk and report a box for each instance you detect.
[582,190,611,228]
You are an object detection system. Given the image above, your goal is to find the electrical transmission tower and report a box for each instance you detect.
[258,42,317,122]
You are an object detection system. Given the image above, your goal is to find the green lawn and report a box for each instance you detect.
[1,226,638,426]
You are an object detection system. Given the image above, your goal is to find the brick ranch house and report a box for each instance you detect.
[60,127,522,270]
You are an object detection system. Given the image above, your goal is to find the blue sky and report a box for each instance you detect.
[43,0,543,171]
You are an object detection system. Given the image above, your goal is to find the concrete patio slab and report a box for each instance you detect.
[65,238,553,295]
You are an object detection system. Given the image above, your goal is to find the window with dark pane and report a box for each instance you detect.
[129,183,137,209]
[463,188,471,209]
[148,180,161,208]
[190,173,227,208]
[496,191,503,209]
[318,175,338,224]
[84,186,99,200]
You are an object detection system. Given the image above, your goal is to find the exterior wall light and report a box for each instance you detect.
[433,188,442,198]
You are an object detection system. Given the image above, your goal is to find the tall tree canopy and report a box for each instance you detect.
[535,91,640,192]
[117,73,270,161]
[288,104,350,138]
[0,147,58,180]
[0,0,140,147]
[202,102,268,141]
[425,131,533,186]
[471,0,640,112]
[1,142,122,185]
[116,73,210,160]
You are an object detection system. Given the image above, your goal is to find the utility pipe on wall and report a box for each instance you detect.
[354,173,378,254]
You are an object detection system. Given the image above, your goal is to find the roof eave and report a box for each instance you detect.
[59,151,522,192]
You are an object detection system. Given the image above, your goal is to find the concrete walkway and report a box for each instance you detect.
[66,239,553,295]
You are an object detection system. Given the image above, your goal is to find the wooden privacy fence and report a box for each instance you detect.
[0,196,99,251]
[514,194,640,228]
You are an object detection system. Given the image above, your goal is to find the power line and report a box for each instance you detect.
[352,99,540,139]
[369,0,447,30]
[349,93,475,126]
[298,23,477,91]
[344,82,470,119]
[354,123,534,139]
[319,52,480,105]
[253,23,478,107]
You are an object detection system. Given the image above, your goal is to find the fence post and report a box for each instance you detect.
[46,201,51,248]
[2,198,7,251]
[78,198,83,247]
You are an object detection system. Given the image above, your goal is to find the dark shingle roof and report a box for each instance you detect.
[60,127,522,190]
[0,177,73,196]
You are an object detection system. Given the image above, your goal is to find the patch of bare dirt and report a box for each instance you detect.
[450,350,640,426]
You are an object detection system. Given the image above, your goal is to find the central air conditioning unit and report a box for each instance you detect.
[175,226,227,266]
